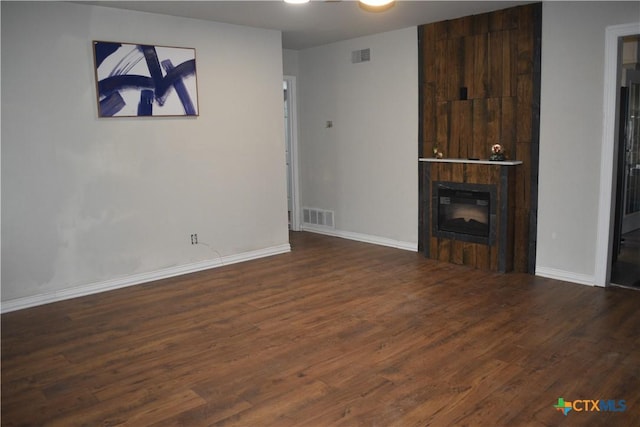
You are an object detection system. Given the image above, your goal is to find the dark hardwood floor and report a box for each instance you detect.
[2,232,639,426]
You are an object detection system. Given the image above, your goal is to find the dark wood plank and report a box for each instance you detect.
[438,237,452,263]
[490,6,520,32]
[422,83,436,148]
[434,19,449,41]
[436,101,449,156]
[450,100,472,159]
[473,11,489,35]
[513,207,530,272]
[473,34,488,99]
[486,97,501,146]
[515,141,531,208]
[451,238,464,265]
[475,241,490,270]
[472,98,487,159]
[503,29,517,97]
[421,24,436,83]
[463,241,477,266]
[449,15,473,39]
[430,235,439,260]
[447,36,464,101]
[451,163,464,184]
[517,4,535,75]
[435,39,449,101]
[501,96,517,156]
[463,35,475,98]
[489,30,504,98]
[516,73,533,144]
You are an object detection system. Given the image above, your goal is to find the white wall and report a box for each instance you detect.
[537,1,640,284]
[297,27,418,248]
[1,2,289,308]
[283,49,300,77]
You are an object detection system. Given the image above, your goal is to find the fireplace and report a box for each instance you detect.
[420,159,521,272]
[432,182,496,245]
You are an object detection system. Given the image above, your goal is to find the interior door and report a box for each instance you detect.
[621,70,640,234]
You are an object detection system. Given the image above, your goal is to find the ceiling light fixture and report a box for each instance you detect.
[359,0,394,6]
[284,0,310,4]
[358,0,395,12]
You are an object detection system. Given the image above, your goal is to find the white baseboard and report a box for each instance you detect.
[301,224,418,252]
[1,243,291,314]
[535,267,598,287]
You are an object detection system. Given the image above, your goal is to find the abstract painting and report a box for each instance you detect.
[93,41,198,117]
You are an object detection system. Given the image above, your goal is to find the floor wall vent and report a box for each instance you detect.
[303,207,335,228]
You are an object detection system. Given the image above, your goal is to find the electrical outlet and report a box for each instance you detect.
[190,233,198,244]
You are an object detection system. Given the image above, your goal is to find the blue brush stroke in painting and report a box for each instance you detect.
[109,47,145,78]
[100,92,126,117]
[154,60,196,103]
[140,45,165,98]
[94,41,197,117]
[162,59,196,115]
[137,89,154,116]
[98,75,155,97]
[94,41,121,68]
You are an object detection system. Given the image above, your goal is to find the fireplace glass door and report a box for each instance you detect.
[432,182,497,245]
[438,189,490,237]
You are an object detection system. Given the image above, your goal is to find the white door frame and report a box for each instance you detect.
[595,22,640,287]
[284,75,301,231]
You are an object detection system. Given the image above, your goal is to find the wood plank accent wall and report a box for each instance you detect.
[418,3,541,273]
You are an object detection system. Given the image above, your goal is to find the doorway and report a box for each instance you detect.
[596,23,640,287]
[283,76,300,231]
[611,41,640,288]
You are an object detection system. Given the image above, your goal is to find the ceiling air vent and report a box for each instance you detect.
[351,48,370,64]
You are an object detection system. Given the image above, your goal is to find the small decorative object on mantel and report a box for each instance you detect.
[489,144,506,161]
[433,145,444,159]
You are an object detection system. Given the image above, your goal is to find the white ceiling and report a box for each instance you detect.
[78,1,532,50]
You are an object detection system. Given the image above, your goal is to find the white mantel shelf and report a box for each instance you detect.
[419,158,523,166]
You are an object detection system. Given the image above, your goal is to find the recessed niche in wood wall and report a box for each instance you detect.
[418,3,541,273]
